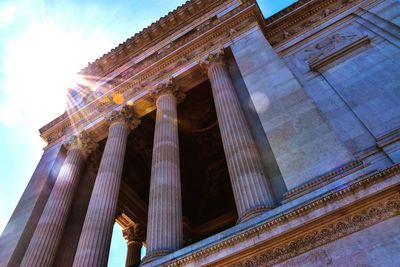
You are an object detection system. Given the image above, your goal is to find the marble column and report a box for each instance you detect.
[200,50,275,222]
[123,224,144,267]
[72,106,140,267]
[20,131,97,267]
[143,80,184,262]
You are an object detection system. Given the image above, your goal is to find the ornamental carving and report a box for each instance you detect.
[304,33,358,63]
[122,223,145,244]
[164,164,400,267]
[199,49,226,73]
[105,105,141,130]
[150,79,185,103]
[267,0,360,47]
[64,131,98,156]
[229,196,400,267]
[40,1,257,145]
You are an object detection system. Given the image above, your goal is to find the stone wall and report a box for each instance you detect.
[283,0,400,168]
[230,0,400,192]
[278,215,400,267]
[231,26,354,191]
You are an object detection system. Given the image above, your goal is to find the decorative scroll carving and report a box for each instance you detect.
[150,79,185,103]
[64,131,98,156]
[230,197,400,267]
[105,105,141,130]
[199,49,226,73]
[122,224,145,245]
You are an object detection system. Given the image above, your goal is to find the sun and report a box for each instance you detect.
[1,22,110,129]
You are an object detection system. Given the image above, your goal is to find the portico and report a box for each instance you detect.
[2,0,400,266]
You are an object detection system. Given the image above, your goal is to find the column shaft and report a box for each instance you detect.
[73,107,139,267]
[145,87,183,261]
[123,224,144,267]
[205,53,275,221]
[126,241,141,267]
[21,148,86,267]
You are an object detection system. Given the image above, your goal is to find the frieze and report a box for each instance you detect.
[40,2,260,145]
[80,0,227,78]
[305,33,358,62]
[265,0,362,47]
[163,164,399,266]
[306,33,370,70]
[229,196,400,267]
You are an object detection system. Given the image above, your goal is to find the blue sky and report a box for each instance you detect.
[0,0,296,266]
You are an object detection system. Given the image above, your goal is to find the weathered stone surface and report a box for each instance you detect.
[228,57,287,203]
[231,26,354,190]
[2,1,400,267]
[279,216,400,267]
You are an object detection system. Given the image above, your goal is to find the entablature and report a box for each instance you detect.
[264,0,366,48]
[39,0,264,146]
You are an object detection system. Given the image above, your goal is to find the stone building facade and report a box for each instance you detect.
[1,0,399,266]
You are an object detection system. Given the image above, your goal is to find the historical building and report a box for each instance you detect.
[0,0,399,266]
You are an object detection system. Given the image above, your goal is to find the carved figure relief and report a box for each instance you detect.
[268,0,360,46]
[304,33,357,63]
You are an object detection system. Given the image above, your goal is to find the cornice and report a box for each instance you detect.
[264,0,364,47]
[39,0,374,146]
[79,0,227,78]
[156,164,399,267]
[228,192,400,267]
[283,160,366,201]
[40,1,263,145]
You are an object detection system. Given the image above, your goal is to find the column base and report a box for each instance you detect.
[237,205,271,224]
[140,250,172,265]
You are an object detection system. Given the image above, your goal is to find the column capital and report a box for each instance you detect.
[106,105,141,130]
[64,131,98,156]
[199,49,227,73]
[150,79,185,103]
[122,224,144,245]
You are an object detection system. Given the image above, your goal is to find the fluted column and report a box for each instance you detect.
[123,224,144,267]
[73,106,140,267]
[143,80,184,263]
[21,132,97,267]
[201,50,275,222]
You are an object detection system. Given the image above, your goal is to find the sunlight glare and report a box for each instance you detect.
[1,22,109,128]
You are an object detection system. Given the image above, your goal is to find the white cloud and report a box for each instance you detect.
[0,2,16,25]
[0,22,113,129]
